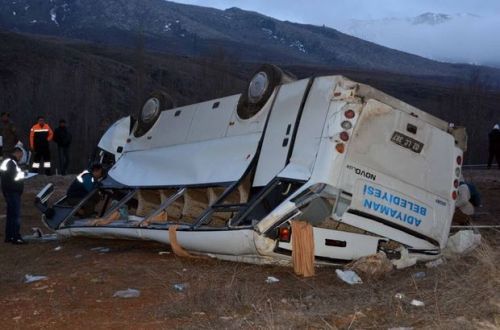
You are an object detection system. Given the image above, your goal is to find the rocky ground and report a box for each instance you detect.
[0,170,499,329]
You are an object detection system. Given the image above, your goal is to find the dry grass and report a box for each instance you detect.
[0,172,499,329]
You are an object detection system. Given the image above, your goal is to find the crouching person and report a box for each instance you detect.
[454,180,481,225]
[66,164,105,218]
[1,147,27,244]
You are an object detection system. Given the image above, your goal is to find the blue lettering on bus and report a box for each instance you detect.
[362,184,426,227]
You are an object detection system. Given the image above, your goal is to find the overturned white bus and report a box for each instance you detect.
[36,64,467,266]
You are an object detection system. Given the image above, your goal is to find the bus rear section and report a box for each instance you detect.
[341,86,464,251]
[271,77,465,263]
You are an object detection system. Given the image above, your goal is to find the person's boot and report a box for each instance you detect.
[11,237,26,245]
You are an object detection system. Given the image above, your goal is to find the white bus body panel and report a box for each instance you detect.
[97,116,130,158]
[253,79,310,187]
[106,91,277,187]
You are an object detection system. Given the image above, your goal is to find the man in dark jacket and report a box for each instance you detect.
[66,164,105,217]
[488,124,500,169]
[0,147,27,244]
[53,119,72,175]
[1,112,19,159]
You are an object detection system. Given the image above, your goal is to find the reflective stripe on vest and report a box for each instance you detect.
[76,170,94,183]
[0,158,26,181]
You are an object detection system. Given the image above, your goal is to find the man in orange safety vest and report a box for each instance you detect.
[30,116,54,175]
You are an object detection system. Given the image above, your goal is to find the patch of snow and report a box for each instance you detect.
[261,27,272,36]
[412,12,451,25]
[289,40,306,53]
[50,7,59,26]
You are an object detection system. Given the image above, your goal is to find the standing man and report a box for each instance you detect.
[30,116,53,175]
[487,124,500,169]
[0,147,27,244]
[53,119,72,175]
[1,112,19,160]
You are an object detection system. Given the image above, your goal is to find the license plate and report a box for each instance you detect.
[391,131,424,153]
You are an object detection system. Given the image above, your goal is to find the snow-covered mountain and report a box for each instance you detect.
[334,12,500,68]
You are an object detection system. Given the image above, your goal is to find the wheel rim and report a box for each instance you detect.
[248,72,269,104]
[141,97,160,123]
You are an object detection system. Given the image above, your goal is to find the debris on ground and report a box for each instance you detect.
[412,271,426,279]
[53,246,62,251]
[265,276,280,284]
[173,283,188,292]
[113,288,140,298]
[347,251,393,279]
[425,258,444,268]
[335,269,363,285]
[395,293,425,307]
[90,247,110,253]
[158,251,171,255]
[444,230,481,256]
[394,293,406,300]
[392,248,417,269]
[24,274,48,283]
[410,299,425,307]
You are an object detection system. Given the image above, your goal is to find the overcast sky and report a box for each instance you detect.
[172,0,500,66]
[173,0,500,22]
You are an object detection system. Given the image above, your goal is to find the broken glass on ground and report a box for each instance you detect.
[335,269,363,285]
[24,274,48,283]
[90,247,111,253]
[173,283,188,292]
[265,276,280,284]
[113,288,140,298]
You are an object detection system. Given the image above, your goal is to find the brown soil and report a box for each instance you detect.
[0,171,499,329]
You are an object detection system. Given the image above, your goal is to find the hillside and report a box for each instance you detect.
[1,0,500,86]
[0,30,247,172]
